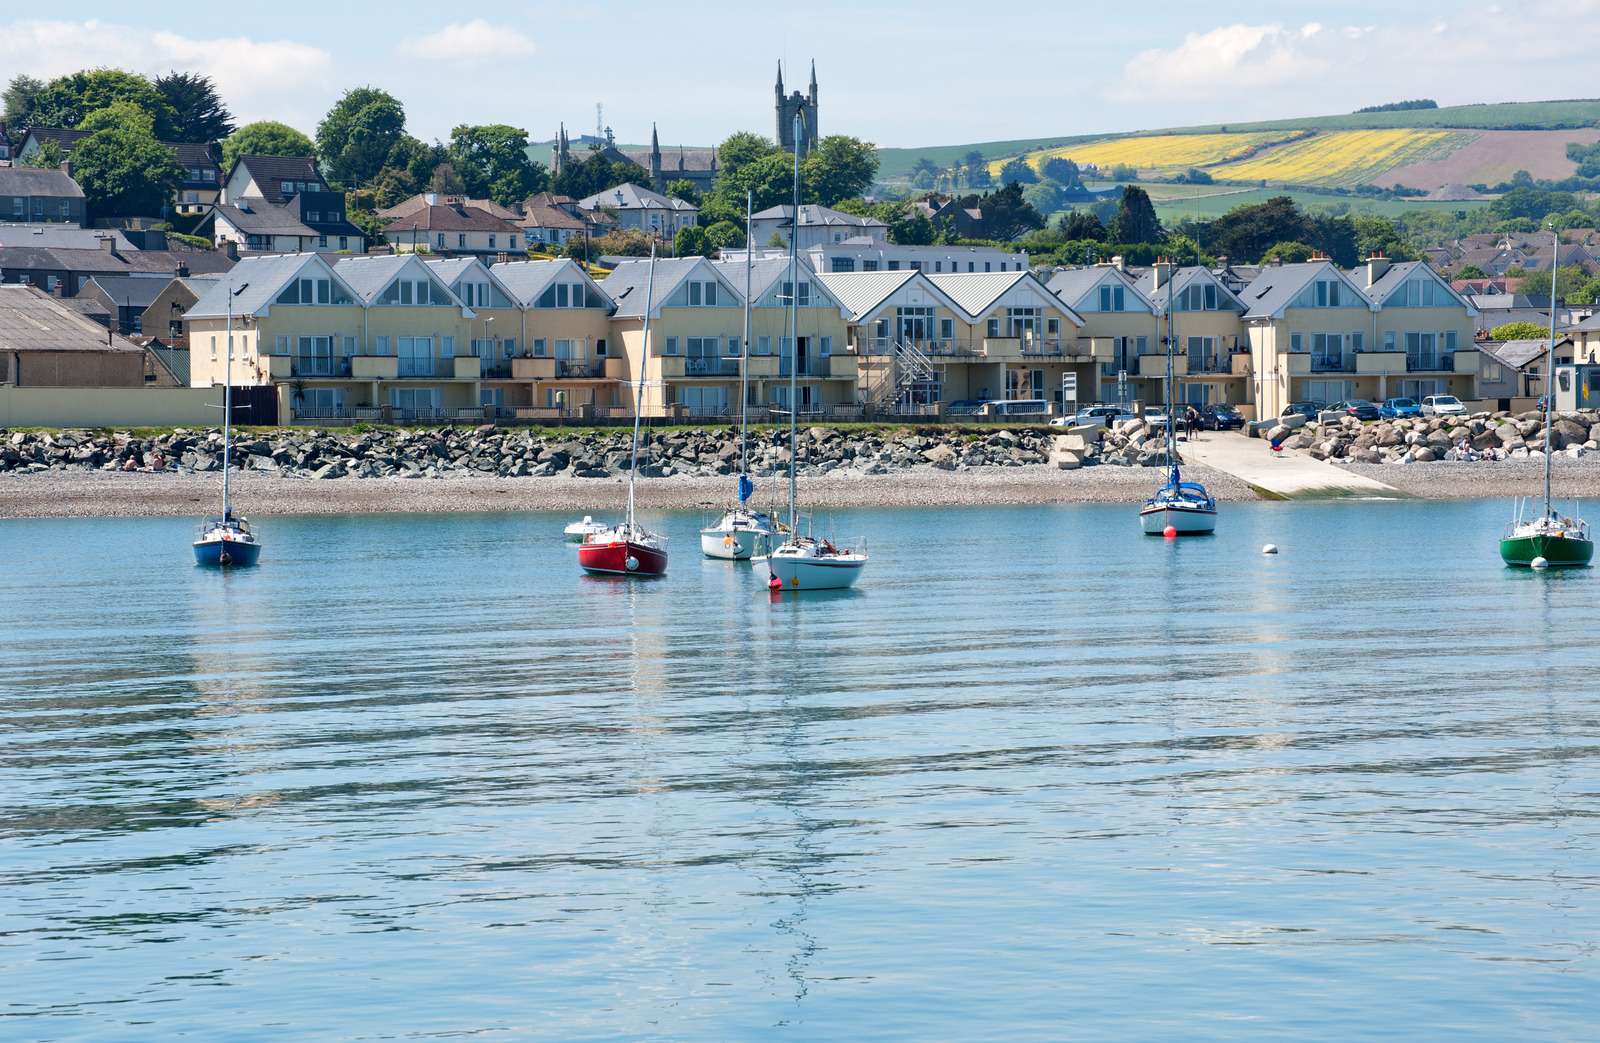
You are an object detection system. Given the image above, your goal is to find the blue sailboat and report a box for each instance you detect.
[1140,267,1217,536]
[194,281,263,567]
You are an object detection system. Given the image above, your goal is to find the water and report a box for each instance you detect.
[2,501,1597,1041]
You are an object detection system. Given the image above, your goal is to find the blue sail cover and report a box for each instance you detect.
[738,474,754,502]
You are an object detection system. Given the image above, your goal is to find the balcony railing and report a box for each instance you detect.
[1310,354,1355,373]
[1407,352,1446,372]
[1186,355,1230,375]
[398,357,445,377]
[556,358,605,378]
[1020,339,1065,357]
[684,356,740,376]
[479,362,513,378]
[289,356,351,377]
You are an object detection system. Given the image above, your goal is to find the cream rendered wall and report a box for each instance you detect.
[0,385,221,427]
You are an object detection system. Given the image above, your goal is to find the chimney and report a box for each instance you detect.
[1214,255,1228,269]
[1270,255,1283,267]
[223,239,239,261]
[1153,256,1173,291]
[424,192,438,206]
[175,261,189,279]
[1111,254,1125,272]
[97,236,120,258]
[1365,250,1391,288]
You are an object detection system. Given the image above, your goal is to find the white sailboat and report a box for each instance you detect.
[193,281,263,567]
[766,111,867,591]
[1140,268,1217,535]
[702,190,781,560]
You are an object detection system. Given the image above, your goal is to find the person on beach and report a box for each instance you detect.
[1185,405,1200,441]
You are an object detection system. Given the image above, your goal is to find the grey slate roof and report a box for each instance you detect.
[83,274,171,309]
[229,155,325,203]
[602,257,731,317]
[0,224,132,250]
[423,257,478,285]
[0,284,144,353]
[929,271,1036,319]
[751,204,886,230]
[215,199,316,237]
[186,253,331,318]
[579,183,697,213]
[334,254,464,307]
[0,167,84,198]
[1237,262,1369,319]
[150,345,190,384]
[1046,266,1155,313]
[812,270,967,322]
[1487,339,1556,370]
[1130,266,1243,312]
[490,258,610,307]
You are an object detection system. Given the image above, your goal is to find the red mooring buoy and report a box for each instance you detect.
[1163,525,1178,539]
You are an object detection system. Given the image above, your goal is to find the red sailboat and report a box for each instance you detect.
[578,247,668,577]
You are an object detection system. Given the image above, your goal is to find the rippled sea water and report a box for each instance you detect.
[2,501,1597,1041]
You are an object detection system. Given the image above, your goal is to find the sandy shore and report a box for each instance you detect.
[0,464,1261,518]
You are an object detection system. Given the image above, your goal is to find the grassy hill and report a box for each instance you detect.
[876,98,1600,184]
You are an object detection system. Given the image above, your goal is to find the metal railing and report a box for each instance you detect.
[1186,356,1231,374]
[398,357,444,377]
[1407,353,1447,372]
[1311,354,1354,373]
[291,356,351,377]
[1020,339,1065,357]
[685,357,739,376]
[557,359,605,377]
[480,361,513,378]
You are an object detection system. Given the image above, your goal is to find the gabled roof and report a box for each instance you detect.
[1365,260,1477,315]
[1132,265,1247,313]
[227,155,324,203]
[0,167,83,198]
[1046,266,1156,314]
[926,270,1082,325]
[82,274,171,309]
[0,224,132,250]
[813,269,970,324]
[285,191,365,237]
[601,256,736,318]
[0,284,145,353]
[382,200,521,233]
[1238,261,1372,320]
[517,195,586,231]
[579,183,697,213]
[186,253,352,318]
[377,194,522,222]
[214,199,316,237]
[490,258,613,309]
[425,255,526,306]
[751,204,887,231]
[708,255,850,317]
[333,254,467,308]
[1486,339,1559,370]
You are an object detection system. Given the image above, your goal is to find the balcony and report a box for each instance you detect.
[352,355,399,379]
[1355,352,1406,376]
[395,356,479,379]
[1406,353,1445,372]
[512,357,555,380]
[779,355,855,379]
[683,356,741,377]
[1230,351,1253,376]
[1185,355,1231,375]
[917,339,983,359]
[1020,339,1066,358]
[982,337,1023,359]
[556,358,607,378]
[1452,349,1478,374]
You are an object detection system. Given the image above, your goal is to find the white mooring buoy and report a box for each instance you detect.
[1262,544,1279,555]
[1531,556,1549,570]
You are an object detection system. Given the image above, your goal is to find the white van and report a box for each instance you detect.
[984,399,1049,418]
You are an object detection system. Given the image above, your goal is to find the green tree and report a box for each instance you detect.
[870,200,934,245]
[1107,186,1163,244]
[1040,157,1083,188]
[3,74,45,126]
[1058,210,1105,241]
[961,150,990,188]
[447,124,546,204]
[317,87,406,188]
[78,100,154,136]
[1201,195,1314,263]
[999,157,1039,184]
[1455,264,1488,280]
[1490,186,1577,223]
[154,72,234,142]
[427,162,466,195]
[703,219,746,251]
[222,121,315,170]
[368,166,418,209]
[1161,234,1209,267]
[30,70,178,138]
[975,181,1044,241]
[552,151,649,201]
[674,225,710,257]
[1515,265,1588,300]
[1311,213,1359,268]
[665,178,700,205]
[1261,241,1316,264]
[803,135,878,206]
[1489,321,1551,340]
[593,229,654,256]
[71,124,184,217]
[1352,215,1413,262]
[716,131,776,180]
[21,139,64,169]
[1022,181,1064,217]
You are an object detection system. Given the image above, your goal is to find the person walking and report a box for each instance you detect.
[1185,404,1200,441]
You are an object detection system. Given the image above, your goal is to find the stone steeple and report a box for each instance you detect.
[776,59,818,156]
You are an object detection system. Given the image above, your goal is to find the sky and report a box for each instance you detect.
[3,1,1595,151]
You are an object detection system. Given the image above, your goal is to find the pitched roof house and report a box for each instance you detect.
[0,166,86,225]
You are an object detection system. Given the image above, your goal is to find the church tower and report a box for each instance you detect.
[775,60,818,156]
[649,123,663,191]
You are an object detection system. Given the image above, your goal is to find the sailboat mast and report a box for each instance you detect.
[222,290,234,518]
[1544,227,1556,517]
[786,111,802,533]
[629,247,659,531]
[740,190,752,478]
[1165,267,1176,467]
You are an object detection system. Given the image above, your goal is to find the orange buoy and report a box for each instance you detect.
[1163,525,1178,539]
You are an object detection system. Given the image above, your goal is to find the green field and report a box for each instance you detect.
[876,97,1600,183]
[1074,184,1492,222]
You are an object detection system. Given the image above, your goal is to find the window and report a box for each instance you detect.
[984,262,992,272]
[440,336,454,358]
[1351,332,1363,352]
[664,336,679,355]
[686,280,720,307]
[437,233,446,248]
[375,336,390,356]
[934,262,942,272]
[1384,331,1396,352]
[780,281,809,306]
[1098,284,1126,312]
[596,338,607,357]
[728,336,741,357]
[533,338,546,356]
[819,336,831,357]
[1047,318,1060,335]
[910,261,922,271]
[940,318,954,340]
[488,235,496,249]
[458,234,467,249]
[342,336,356,357]
[1445,329,1457,352]
[10,199,21,217]
[831,257,855,272]
[986,318,1001,338]
[863,260,879,272]
[280,180,293,195]
[757,336,772,356]
[400,281,413,305]
[509,235,518,250]
[318,235,328,249]
[307,211,320,223]
[1291,333,1303,352]
[274,335,289,355]
[59,201,70,218]
[888,261,900,271]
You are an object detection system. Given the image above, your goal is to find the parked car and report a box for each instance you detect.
[1329,399,1382,421]
[1379,397,1421,419]
[1420,394,1466,417]
[1062,404,1136,428]
[984,398,1049,418]
[1282,401,1323,421]
[945,399,985,417]
[1142,405,1171,429]
[1199,404,1245,430]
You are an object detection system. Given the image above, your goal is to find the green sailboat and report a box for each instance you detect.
[1499,229,1593,568]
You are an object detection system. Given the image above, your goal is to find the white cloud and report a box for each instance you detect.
[394,20,537,62]
[1111,23,1331,99]
[0,19,333,132]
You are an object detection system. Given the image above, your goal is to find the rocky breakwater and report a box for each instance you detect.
[0,425,1066,480]
[1264,409,1600,464]
[1050,419,1180,470]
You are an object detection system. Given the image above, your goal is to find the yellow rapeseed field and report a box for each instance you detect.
[1209,130,1461,186]
[990,132,1292,175]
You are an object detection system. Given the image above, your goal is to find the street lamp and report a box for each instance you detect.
[481,315,496,374]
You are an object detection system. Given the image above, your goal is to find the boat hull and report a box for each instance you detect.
[769,554,866,590]
[578,539,668,577]
[1140,504,1217,535]
[1499,533,1594,567]
[700,528,768,560]
[193,536,262,567]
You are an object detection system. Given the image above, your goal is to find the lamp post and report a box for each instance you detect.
[481,315,495,375]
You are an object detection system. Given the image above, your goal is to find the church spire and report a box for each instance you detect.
[775,61,784,95]
[809,59,817,94]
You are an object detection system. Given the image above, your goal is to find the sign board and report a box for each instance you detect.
[1060,373,1077,398]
